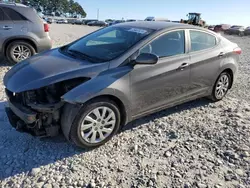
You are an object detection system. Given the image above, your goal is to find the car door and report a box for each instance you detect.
[187,29,224,97]
[130,30,191,117]
[0,7,14,54]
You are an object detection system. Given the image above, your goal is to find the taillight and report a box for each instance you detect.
[44,23,49,32]
[233,47,242,55]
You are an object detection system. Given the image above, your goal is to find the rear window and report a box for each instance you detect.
[2,7,27,21]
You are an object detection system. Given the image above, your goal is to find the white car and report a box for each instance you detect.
[56,19,68,24]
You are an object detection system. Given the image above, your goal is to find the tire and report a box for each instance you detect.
[6,41,36,64]
[209,72,232,102]
[69,98,121,149]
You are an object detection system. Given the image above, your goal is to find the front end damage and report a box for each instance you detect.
[5,78,88,137]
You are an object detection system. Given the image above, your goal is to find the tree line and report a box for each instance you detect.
[15,0,86,17]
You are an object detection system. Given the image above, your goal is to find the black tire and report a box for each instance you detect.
[69,98,121,149]
[239,32,244,37]
[6,40,35,64]
[209,72,232,102]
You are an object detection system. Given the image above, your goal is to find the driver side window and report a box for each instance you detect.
[140,30,185,58]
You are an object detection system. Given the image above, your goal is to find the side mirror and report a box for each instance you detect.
[134,53,158,65]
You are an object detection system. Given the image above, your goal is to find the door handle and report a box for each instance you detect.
[177,63,189,70]
[3,26,12,30]
[218,52,225,57]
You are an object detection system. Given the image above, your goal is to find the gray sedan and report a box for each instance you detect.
[4,22,241,148]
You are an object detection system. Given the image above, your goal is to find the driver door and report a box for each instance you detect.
[130,30,192,117]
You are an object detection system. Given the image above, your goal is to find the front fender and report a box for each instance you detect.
[62,66,133,120]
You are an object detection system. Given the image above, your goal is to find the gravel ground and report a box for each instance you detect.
[0,24,250,188]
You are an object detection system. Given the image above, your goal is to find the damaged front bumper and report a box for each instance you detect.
[5,89,64,137]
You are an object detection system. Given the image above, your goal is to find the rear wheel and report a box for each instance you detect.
[209,72,232,102]
[239,31,244,37]
[6,41,35,64]
[69,98,121,148]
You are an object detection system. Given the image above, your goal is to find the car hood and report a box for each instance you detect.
[4,49,109,93]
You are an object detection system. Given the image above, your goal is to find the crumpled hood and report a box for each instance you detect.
[4,49,109,93]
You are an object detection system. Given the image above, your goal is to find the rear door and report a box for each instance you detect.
[0,7,14,54]
[2,7,29,35]
[187,29,225,97]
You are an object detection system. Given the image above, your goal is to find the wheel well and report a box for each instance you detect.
[4,38,37,55]
[222,68,234,89]
[87,95,127,127]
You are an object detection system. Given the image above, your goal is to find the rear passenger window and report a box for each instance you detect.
[140,30,185,58]
[0,8,10,21]
[2,7,26,21]
[0,9,3,21]
[190,30,216,52]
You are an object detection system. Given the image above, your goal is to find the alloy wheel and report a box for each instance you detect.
[215,74,229,99]
[80,106,116,144]
[11,45,31,62]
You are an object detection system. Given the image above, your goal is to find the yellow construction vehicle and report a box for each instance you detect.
[180,13,206,27]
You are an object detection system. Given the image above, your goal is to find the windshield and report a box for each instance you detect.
[63,26,154,63]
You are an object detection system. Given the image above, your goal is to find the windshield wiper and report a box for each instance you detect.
[67,49,105,63]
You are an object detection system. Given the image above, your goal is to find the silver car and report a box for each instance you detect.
[4,22,241,148]
[0,2,52,63]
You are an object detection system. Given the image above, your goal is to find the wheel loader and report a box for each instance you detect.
[180,13,206,27]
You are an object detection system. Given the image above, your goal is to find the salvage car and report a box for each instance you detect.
[213,24,231,33]
[87,21,108,27]
[224,25,245,36]
[4,22,241,148]
[244,27,250,35]
[56,19,68,24]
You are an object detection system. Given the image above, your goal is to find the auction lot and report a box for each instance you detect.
[0,24,250,187]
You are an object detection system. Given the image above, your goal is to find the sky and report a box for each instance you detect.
[78,0,250,26]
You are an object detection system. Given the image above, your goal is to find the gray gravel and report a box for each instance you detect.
[0,24,250,188]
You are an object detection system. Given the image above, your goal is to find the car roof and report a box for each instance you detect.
[0,2,28,8]
[115,21,205,31]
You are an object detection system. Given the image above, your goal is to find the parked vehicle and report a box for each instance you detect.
[46,18,53,24]
[244,27,250,35]
[56,19,68,24]
[213,24,231,33]
[126,19,137,22]
[180,13,206,27]
[4,22,241,148]
[83,19,98,25]
[145,17,170,22]
[109,20,125,26]
[208,25,215,31]
[0,2,52,63]
[105,19,114,23]
[73,19,84,25]
[224,25,245,36]
[87,21,108,27]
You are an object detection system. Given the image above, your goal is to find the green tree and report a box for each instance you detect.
[20,0,86,17]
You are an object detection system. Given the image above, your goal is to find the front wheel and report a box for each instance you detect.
[209,72,232,102]
[68,98,121,148]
